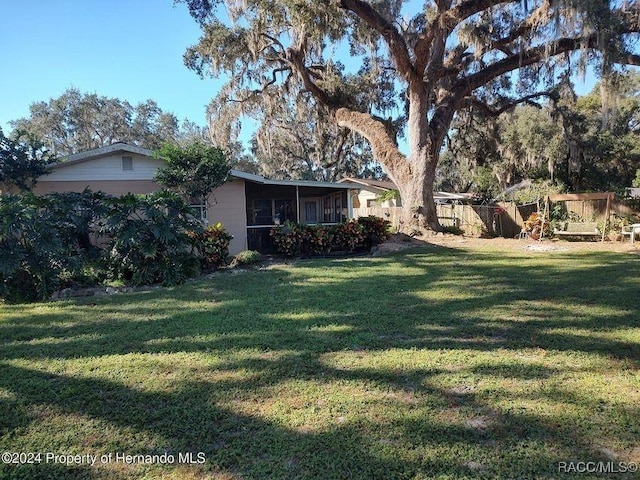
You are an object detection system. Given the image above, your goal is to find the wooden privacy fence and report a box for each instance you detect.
[354,199,639,238]
[353,203,536,237]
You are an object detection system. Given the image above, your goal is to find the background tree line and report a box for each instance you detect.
[6,77,639,202]
[438,72,640,201]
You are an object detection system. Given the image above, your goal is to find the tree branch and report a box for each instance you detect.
[285,48,332,106]
[454,34,604,100]
[336,0,418,81]
[228,68,291,103]
[463,91,557,117]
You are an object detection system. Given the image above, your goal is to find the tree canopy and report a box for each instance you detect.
[10,88,184,156]
[438,71,640,197]
[250,95,383,181]
[154,142,232,202]
[0,128,56,191]
[181,0,640,230]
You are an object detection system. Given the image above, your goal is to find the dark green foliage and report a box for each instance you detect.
[234,250,262,266]
[0,190,110,302]
[198,223,233,269]
[0,195,67,302]
[155,142,231,200]
[357,215,392,245]
[101,191,204,287]
[270,217,390,257]
[0,190,236,302]
[43,189,109,258]
[0,128,55,191]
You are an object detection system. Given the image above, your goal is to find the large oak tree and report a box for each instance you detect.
[181,0,640,230]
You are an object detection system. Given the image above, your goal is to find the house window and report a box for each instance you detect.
[249,198,296,225]
[366,199,377,208]
[189,202,208,223]
[122,156,133,171]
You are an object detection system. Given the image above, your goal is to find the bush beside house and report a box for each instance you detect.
[0,190,233,303]
[270,216,391,257]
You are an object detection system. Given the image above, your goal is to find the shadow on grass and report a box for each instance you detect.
[1,244,639,478]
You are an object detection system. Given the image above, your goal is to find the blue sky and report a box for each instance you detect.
[1,0,601,144]
[0,0,222,134]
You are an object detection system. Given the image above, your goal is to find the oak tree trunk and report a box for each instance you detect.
[334,82,444,234]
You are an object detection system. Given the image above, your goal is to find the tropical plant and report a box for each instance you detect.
[100,191,204,286]
[0,128,56,191]
[270,217,390,256]
[0,194,67,302]
[199,223,234,269]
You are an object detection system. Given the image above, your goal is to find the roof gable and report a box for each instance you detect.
[51,143,155,170]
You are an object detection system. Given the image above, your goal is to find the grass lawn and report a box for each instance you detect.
[1,244,639,479]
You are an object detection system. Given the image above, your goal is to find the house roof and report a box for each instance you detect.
[231,170,361,190]
[338,177,397,190]
[50,143,155,170]
[46,143,360,190]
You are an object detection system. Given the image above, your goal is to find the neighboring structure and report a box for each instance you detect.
[31,143,360,254]
[338,177,402,208]
[626,187,640,199]
[339,176,475,209]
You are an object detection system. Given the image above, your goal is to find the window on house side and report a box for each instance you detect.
[189,203,208,223]
[122,156,133,171]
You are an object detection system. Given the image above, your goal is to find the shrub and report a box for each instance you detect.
[0,194,74,302]
[234,250,262,266]
[357,216,391,246]
[270,221,305,257]
[442,225,464,235]
[270,216,391,257]
[101,191,204,286]
[43,189,108,260]
[199,223,233,269]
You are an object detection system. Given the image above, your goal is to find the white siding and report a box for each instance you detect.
[44,154,164,181]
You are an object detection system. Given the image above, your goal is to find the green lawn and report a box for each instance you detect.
[1,245,639,479]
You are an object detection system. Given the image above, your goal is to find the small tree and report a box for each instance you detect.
[154,142,231,205]
[0,129,55,191]
[633,169,640,188]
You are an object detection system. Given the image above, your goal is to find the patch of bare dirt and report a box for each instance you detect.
[376,232,640,254]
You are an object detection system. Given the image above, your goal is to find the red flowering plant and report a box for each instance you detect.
[270,221,304,256]
[270,216,391,257]
[523,212,550,240]
[199,222,233,268]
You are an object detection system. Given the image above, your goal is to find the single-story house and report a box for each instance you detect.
[29,143,361,254]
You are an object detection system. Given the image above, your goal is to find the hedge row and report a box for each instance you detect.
[270,216,391,257]
[0,190,232,303]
